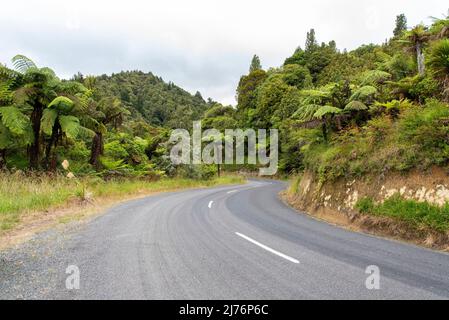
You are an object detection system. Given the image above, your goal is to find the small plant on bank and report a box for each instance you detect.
[355,195,449,232]
[62,159,92,203]
[288,175,302,195]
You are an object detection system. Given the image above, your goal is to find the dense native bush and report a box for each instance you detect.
[297,100,449,182]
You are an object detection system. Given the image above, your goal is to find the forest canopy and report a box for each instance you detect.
[1,11,449,181]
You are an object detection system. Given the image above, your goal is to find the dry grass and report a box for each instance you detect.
[0,172,244,234]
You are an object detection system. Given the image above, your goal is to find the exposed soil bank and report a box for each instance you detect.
[282,167,449,250]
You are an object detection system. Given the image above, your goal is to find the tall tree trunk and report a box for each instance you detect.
[29,104,43,169]
[416,42,425,76]
[0,149,6,169]
[44,121,60,170]
[335,115,342,130]
[322,122,328,143]
[89,131,104,169]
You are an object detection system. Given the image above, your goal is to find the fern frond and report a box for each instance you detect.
[428,39,449,77]
[344,101,368,111]
[48,96,74,113]
[77,126,96,139]
[350,85,377,102]
[313,106,342,119]
[0,106,29,135]
[0,81,13,104]
[41,108,58,136]
[59,115,80,139]
[360,70,391,86]
[293,104,321,121]
[12,55,37,74]
[0,121,13,149]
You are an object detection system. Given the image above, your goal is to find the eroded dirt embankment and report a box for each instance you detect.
[282,167,449,250]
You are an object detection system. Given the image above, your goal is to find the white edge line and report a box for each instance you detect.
[208,201,213,208]
[235,232,300,264]
[227,190,238,194]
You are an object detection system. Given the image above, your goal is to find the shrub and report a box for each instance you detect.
[177,164,217,180]
[355,197,375,213]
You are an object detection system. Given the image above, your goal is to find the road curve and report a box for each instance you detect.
[1,180,449,299]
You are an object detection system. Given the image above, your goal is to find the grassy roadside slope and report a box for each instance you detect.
[0,173,244,234]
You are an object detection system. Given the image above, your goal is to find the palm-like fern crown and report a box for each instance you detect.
[313,105,342,119]
[11,55,37,74]
[428,39,449,77]
[344,101,368,111]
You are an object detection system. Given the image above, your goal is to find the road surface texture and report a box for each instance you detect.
[1,180,449,299]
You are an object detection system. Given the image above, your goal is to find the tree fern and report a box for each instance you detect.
[12,55,37,74]
[293,103,321,121]
[350,85,377,102]
[77,125,95,139]
[344,101,368,111]
[48,96,74,113]
[360,70,391,86]
[0,121,13,149]
[313,105,342,119]
[0,106,30,135]
[0,81,13,104]
[59,115,81,139]
[428,39,449,78]
[299,89,331,104]
[41,108,58,135]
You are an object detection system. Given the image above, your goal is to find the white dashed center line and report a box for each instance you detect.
[235,232,300,264]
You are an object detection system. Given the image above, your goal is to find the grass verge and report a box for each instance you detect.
[0,172,244,234]
[356,195,449,233]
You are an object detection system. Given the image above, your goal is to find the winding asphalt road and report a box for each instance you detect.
[1,180,449,299]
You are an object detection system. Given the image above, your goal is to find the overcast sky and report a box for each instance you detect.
[1,0,447,105]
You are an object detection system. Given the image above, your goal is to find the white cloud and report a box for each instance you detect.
[1,0,447,105]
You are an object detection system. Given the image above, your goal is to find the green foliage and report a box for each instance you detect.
[344,101,368,111]
[59,115,81,139]
[254,73,291,127]
[249,54,262,72]
[360,70,391,86]
[317,52,374,85]
[355,197,375,213]
[41,108,58,135]
[0,106,30,135]
[349,86,377,102]
[0,172,244,232]
[313,105,342,119]
[288,175,302,194]
[393,14,407,37]
[177,164,216,180]
[236,69,267,115]
[2,10,449,186]
[48,96,75,113]
[92,71,208,129]
[356,195,449,232]
[428,39,449,79]
[305,29,318,53]
[11,55,37,74]
[390,75,439,101]
[281,64,312,89]
[284,47,306,66]
[376,52,414,80]
[299,100,449,181]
